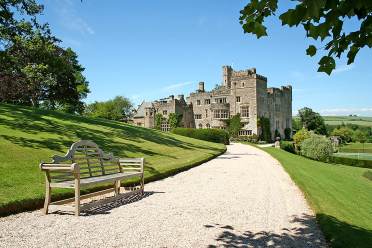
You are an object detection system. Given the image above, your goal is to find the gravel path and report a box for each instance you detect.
[0,143,326,248]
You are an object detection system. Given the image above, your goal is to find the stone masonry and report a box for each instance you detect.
[132,65,292,139]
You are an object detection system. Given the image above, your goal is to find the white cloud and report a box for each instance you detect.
[319,107,372,116]
[56,0,95,35]
[333,64,355,74]
[162,81,194,91]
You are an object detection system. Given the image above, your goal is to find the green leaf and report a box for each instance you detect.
[254,22,267,38]
[306,45,317,56]
[304,0,326,19]
[347,46,360,64]
[317,56,335,75]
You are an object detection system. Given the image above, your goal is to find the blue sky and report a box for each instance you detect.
[39,0,371,116]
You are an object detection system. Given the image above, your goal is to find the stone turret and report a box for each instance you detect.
[198,82,205,92]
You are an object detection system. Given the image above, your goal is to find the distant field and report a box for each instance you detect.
[323,116,372,127]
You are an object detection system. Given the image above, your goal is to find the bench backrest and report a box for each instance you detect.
[52,140,121,180]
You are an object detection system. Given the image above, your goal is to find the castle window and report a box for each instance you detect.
[215,98,227,104]
[241,106,249,118]
[276,120,280,129]
[205,109,208,118]
[194,114,202,119]
[163,110,167,115]
[236,96,241,103]
[198,123,203,129]
[197,100,201,105]
[206,123,210,129]
[213,109,229,119]
[238,130,252,136]
[204,99,210,104]
[242,82,245,87]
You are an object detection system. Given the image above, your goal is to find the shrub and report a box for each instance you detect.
[172,128,230,145]
[284,128,291,140]
[274,129,281,140]
[280,141,295,154]
[330,156,372,169]
[300,134,333,162]
[293,128,311,151]
[257,117,271,142]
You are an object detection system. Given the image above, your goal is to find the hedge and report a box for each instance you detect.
[172,128,230,145]
[280,141,295,154]
[330,156,372,169]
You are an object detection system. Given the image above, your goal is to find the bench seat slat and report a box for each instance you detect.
[50,172,142,188]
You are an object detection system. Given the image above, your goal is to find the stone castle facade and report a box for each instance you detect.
[132,66,292,139]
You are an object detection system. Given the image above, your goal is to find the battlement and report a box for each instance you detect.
[223,65,267,84]
[267,85,292,95]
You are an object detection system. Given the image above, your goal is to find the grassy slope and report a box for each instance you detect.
[0,104,225,214]
[263,147,372,247]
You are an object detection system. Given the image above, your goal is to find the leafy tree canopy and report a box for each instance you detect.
[239,0,372,74]
[85,96,133,121]
[298,107,328,135]
[0,0,89,113]
[226,113,243,138]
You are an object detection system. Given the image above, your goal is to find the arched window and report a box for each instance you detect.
[206,123,210,129]
[198,123,202,129]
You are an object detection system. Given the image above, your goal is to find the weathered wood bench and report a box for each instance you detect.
[40,140,144,216]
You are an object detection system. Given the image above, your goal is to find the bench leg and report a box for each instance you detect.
[43,182,51,215]
[74,179,80,216]
[114,180,120,196]
[140,174,145,195]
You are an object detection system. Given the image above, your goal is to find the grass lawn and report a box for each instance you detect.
[0,104,225,215]
[263,147,372,248]
[339,142,372,153]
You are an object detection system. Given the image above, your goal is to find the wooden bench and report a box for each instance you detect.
[40,140,144,216]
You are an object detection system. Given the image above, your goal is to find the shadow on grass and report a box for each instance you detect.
[206,214,326,248]
[317,213,372,248]
[0,104,223,155]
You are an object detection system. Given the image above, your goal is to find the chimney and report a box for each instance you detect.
[198,82,205,92]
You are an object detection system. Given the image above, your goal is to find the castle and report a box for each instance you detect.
[132,66,292,139]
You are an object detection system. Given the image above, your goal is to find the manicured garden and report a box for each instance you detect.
[0,104,226,215]
[263,147,372,248]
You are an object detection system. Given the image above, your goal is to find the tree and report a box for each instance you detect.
[239,0,372,74]
[284,127,292,140]
[0,1,89,113]
[168,113,182,130]
[353,129,367,143]
[155,113,163,130]
[85,96,133,121]
[298,107,327,135]
[226,114,243,138]
[293,128,311,151]
[331,126,353,143]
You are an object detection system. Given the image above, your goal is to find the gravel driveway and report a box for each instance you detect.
[0,143,326,247]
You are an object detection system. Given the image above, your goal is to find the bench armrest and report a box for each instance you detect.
[40,163,79,172]
[119,158,144,173]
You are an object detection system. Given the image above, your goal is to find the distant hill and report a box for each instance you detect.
[0,104,225,215]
